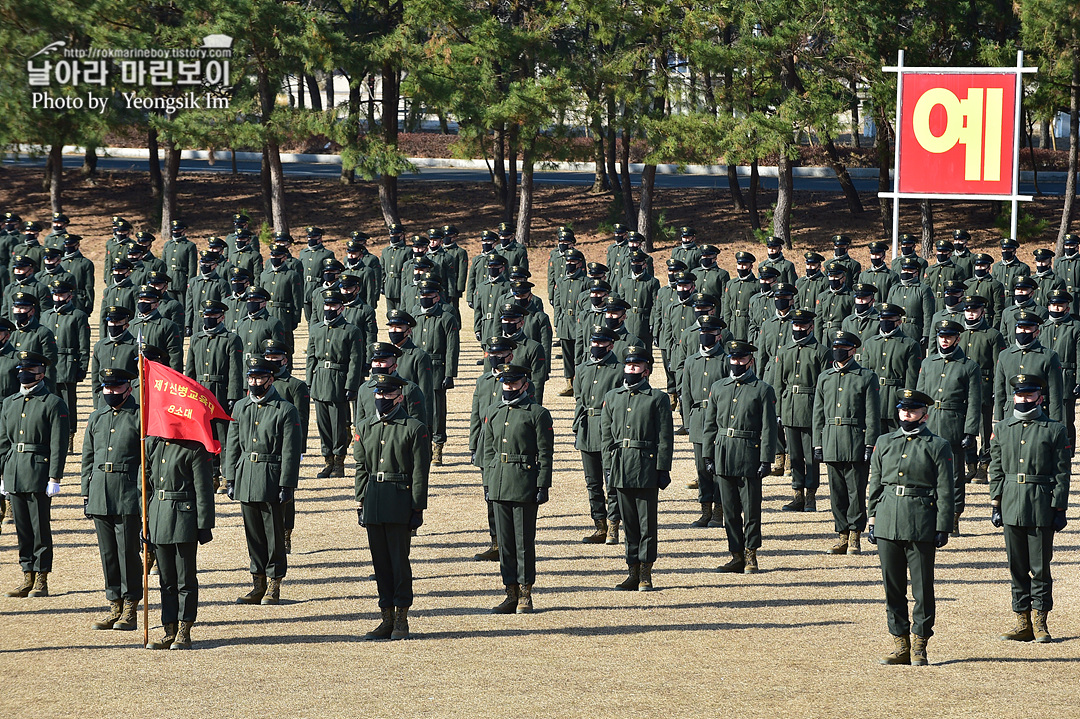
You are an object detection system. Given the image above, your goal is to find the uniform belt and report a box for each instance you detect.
[371,472,409,483]
[158,490,193,500]
[791,385,814,394]
[690,400,709,409]
[618,439,656,450]
[586,408,603,416]
[879,378,902,386]
[499,453,535,464]
[886,485,934,497]
[14,443,48,453]
[824,320,840,328]
[1006,473,1055,485]
[732,309,744,317]
[932,401,963,411]
[199,374,225,382]
[830,417,860,426]
[56,349,79,356]
[431,357,445,366]
[98,462,131,472]
[269,301,294,309]
[1063,363,1076,370]
[629,307,644,313]
[248,453,280,463]
[721,428,755,439]
[320,360,346,370]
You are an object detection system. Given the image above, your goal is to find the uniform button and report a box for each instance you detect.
[899,472,904,476]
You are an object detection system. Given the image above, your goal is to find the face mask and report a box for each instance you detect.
[1050,309,1068,320]
[247,301,263,315]
[325,308,342,323]
[624,371,644,387]
[759,282,772,294]
[855,301,871,315]
[565,265,578,276]
[936,254,949,263]
[248,380,271,398]
[270,256,284,268]
[112,273,126,285]
[677,288,693,301]
[375,396,396,415]
[108,324,126,338]
[231,282,247,294]
[103,392,127,408]
[202,317,219,331]
[973,267,988,278]
[501,387,524,402]
[729,361,749,377]
[501,321,518,336]
[1016,330,1036,346]
[667,274,678,285]
[828,279,843,290]
[700,257,715,269]
[774,297,791,311]
[419,296,437,309]
[590,345,608,360]
[307,237,320,247]
[1014,400,1039,414]
[699,332,718,348]
[488,356,505,371]
[737,268,751,279]
[900,418,922,432]
[389,330,406,345]
[500,238,512,247]
[604,317,621,331]
[137,301,154,315]
[879,319,898,334]
[806,268,821,278]
[694,309,710,319]
[1002,250,1015,261]
[937,339,956,355]
[832,347,851,363]
[1014,294,1028,306]
[944,293,965,307]
[1066,247,1079,257]
[871,257,885,268]
[631,264,645,275]
[17,371,38,385]
[13,312,31,328]
[53,298,68,309]
[590,295,605,308]
[481,242,494,253]
[514,296,529,307]
[557,243,568,253]
[201,263,217,275]
[792,327,810,341]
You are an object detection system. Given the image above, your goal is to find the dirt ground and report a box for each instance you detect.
[1,167,1078,719]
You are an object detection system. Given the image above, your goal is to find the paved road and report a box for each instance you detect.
[2,153,1070,195]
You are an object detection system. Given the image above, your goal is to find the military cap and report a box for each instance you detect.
[114,219,133,233]
[1010,374,1047,393]
[480,229,498,243]
[23,221,43,233]
[105,305,133,321]
[273,231,292,243]
[409,259,433,274]
[499,302,525,319]
[321,258,345,273]
[496,222,514,237]
[557,230,576,242]
[371,373,408,392]
[564,249,585,263]
[386,308,416,327]
[200,300,227,315]
[509,280,534,292]
[735,251,757,263]
[235,228,254,239]
[0,318,15,332]
[622,345,652,364]
[877,303,906,317]
[773,283,797,296]
[197,250,220,262]
[1063,234,1079,245]
[972,253,993,264]
[1033,248,1055,262]
[700,244,718,256]
[3,212,21,223]
[135,230,156,244]
[1001,237,1020,249]
[124,241,144,256]
[100,367,137,386]
[15,351,50,368]
[206,237,228,250]
[245,286,271,301]
[169,219,186,232]
[409,234,430,248]
[804,251,825,263]
[51,212,69,223]
[229,266,252,280]
[674,271,697,284]
[442,225,459,236]
[830,330,861,348]
[136,285,161,300]
[11,254,35,268]
[895,388,934,409]
[759,266,781,280]
[246,357,278,376]
[666,258,688,271]
[899,233,916,244]
[852,283,877,297]
[586,262,608,274]
[697,315,727,332]
[825,260,846,275]
[233,213,250,225]
[962,294,987,308]
[943,280,966,293]
[589,326,619,343]
[417,279,442,293]
[338,273,361,288]
[146,271,172,285]
[483,336,516,353]
[1014,276,1037,290]
[43,247,63,260]
[790,309,816,323]
[691,292,717,307]
[587,279,612,293]
[11,292,39,307]
[899,257,921,271]
[766,236,784,248]
[115,259,137,273]
[345,239,365,252]
[1047,289,1073,305]
[269,245,289,256]
[387,222,405,234]
[935,320,963,335]
[868,241,888,252]
[306,226,324,237]
[485,252,507,267]
[496,363,530,380]
[628,250,649,263]
[370,341,404,359]
[61,233,81,245]
[321,289,345,305]
[613,223,629,234]
[1015,310,1041,327]
[349,230,370,242]
[832,234,851,246]
[509,265,532,279]
[678,226,695,237]
[952,229,970,241]
[604,297,631,312]
[726,340,757,357]
[262,338,292,355]
[627,231,646,244]
[425,228,444,241]
[47,279,74,294]
[934,240,954,252]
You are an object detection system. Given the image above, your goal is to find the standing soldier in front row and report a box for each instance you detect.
[868,389,954,667]
[263,339,310,555]
[1,351,69,599]
[354,374,431,641]
[990,374,1070,644]
[42,279,89,453]
[81,368,143,634]
[602,347,673,591]
[480,364,554,614]
[681,315,730,530]
[225,357,303,606]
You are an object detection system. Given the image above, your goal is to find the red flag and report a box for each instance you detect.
[141,358,232,454]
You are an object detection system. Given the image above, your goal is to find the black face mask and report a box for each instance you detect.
[112,273,127,285]
[137,301,154,315]
[832,347,851,363]
[677,288,693,301]
[488,356,505,371]
[557,243,568,253]
[248,380,271,398]
[590,295,605,308]
[879,319,898,334]
[699,332,718,348]
[631,264,646,275]
[513,295,529,307]
[231,282,247,294]
[1049,309,1069,320]
[899,419,923,432]
[108,324,126,338]
[247,301,263,315]
[1001,249,1017,261]
[834,248,848,257]
[501,321,518,336]
[501,387,524,402]
[389,330,406,345]
[1014,400,1039,414]
[604,317,621,331]
[103,392,127,408]
[481,242,494,253]
[855,301,871,315]
[1016,330,1036,346]
[13,312,31,328]
[964,314,983,328]
[624,371,644,387]
[792,327,810,341]
[973,267,989,278]
[759,282,772,294]
[53,298,68,310]
[590,345,608,360]
[806,268,821,278]
[936,253,950,263]
[17,371,38,385]
[375,397,397,415]
[700,257,715,269]
[900,272,916,283]
[202,317,219,331]
[270,256,284,268]
[324,308,342,323]
[500,238,513,247]
[737,268,751,279]
[199,263,215,275]
[774,297,791,311]
[729,361,749,377]
[1014,294,1029,306]
[828,279,843,290]
[667,274,678,285]
[944,294,961,307]
[871,257,885,268]
[1066,247,1079,258]
[307,237,320,247]
[565,265,578,276]
[419,296,437,309]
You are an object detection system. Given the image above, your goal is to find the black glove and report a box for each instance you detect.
[346,389,357,402]
[483,486,490,502]
[75,369,87,382]
[1054,510,1068,532]
[1073,385,1080,399]
[867,524,876,544]
[757,462,771,480]
[961,434,977,450]
[356,504,365,527]
[197,528,213,545]
[657,470,670,490]
[184,326,193,337]
[920,337,928,350]
[703,458,715,475]
[83,496,91,518]
[864,445,874,462]
[934,531,949,548]
[140,531,153,550]
[474,331,482,342]
[443,377,454,390]
[535,486,549,505]
[990,505,1003,528]
[470,452,476,464]
[226,480,235,501]
[409,510,424,530]
[278,486,293,504]
[813,447,824,463]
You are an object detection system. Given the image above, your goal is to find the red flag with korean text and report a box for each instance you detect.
[141,358,232,454]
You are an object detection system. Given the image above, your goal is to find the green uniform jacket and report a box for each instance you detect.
[924,260,966,310]
[343,297,379,370]
[572,352,623,452]
[80,395,141,515]
[756,311,794,368]
[442,243,469,300]
[356,374,426,428]
[381,243,411,302]
[98,279,137,333]
[861,330,922,420]
[274,371,310,453]
[519,306,554,369]
[868,426,955,540]
[812,361,881,460]
[1041,316,1080,392]
[958,321,1006,407]
[60,251,95,314]
[616,273,661,346]
[1032,271,1066,309]
[652,285,678,351]
[414,303,461,383]
[158,296,185,330]
[856,265,898,303]
[992,259,1030,295]
[162,239,198,297]
[9,320,59,387]
[260,264,304,331]
[470,370,501,458]
[466,252,489,308]
[354,403,430,524]
[765,337,831,429]
[796,274,828,312]
[891,253,928,279]
[497,240,529,271]
[702,372,778,474]
[670,243,702,271]
[481,397,555,501]
[305,316,364,402]
[345,251,383,309]
[815,287,854,337]
[964,275,1006,330]
[916,348,983,445]
[829,255,862,287]
[185,326,243,407]
[989,412,1070,527]
[553,270,587,339]
[1054,255,1080,315]
[235,310,287,362]
[600,380,673,489]
[91,333,139,406]
[299,244,335,297]
[224,386,302,500]
[886,282,935,343]
[841,308,880,347]
[1000,300,1048,339]
[952,250,975,280]
[0,383,69,490]
[3,276,50,317]
[130,311,183,371]
[0,344,19,397]
[697,266,730,302]
[993,341,1064,422]
[473,275,511,339]
[721,275,758,341]
[232,247,264,279]
[546,248,566,305]
[680,345,730,443]
[664,300,698,362]
[395,339,435,425]
[41,304,90,384]
[759,256,797,286]
[506,331,548,387]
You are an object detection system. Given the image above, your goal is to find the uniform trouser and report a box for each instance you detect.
[560,339,576,379]
[535,381,546,406]
[970,404,994,466]
[786,426,818,492]
[693,443,719,504]
[432,384,448,445]
[951,444,967,514]
[367,523,413,608]
[826,461,869,533]
[156,541,199,623]
[240,501,287,579]
[9,492,52,572]
[211,420,230,477]
[580,451,619,522]
[1003,524,1055,612]
[1068,399,1077,455]
[877,537,936,638]
[314,399,351,457]
[493,501,538,586]
[661,349,676,394]
[719,475,763,556]
[617,487,659,565]
[92,514,142,602]
[59,382,78,434]
[284,495,296,531]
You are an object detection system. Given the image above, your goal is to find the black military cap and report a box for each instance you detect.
[11,254,35,269]
[899,257,921,271]
[895,388,933,409]
[269,245,288,257]
[246,357,277,376]
[496,222,514,237]
[105,305,133,321]
[417,279,442,293]
[790,309,816,323]
[1010,374,1047,393]
[868,241,888,252]
[51,212,69,224]
[678,226,695,237]
[962,294,987,308]
[200,300,227,315]
[557,230,576,242]
[114,219,133,233]
[1001,237,1020,249]
[698,315,727,332]
[852,283,877,297]
[972,253,993,264]
[16,350,51,368]
[426,228,444,241]
[832,234,851,246]
[345,239,365,252]
[388,223,405,235]
[604,297,631,312]
[509,266,532,279]
[23,221,43,233]
[1033,248,1054,262]
[953,229,970,241]
[206,236,228,250]
[135,230,156,244]
[1047,289,1073,305]
[499,302,525,319]
[197,250,220,263]
[371,341,404,359]
[691,293,717,307]
[899,233,916,244]
[564,249,585,263]
[11,292,38,308]
[409,234,430,248]
[627,250,648,264]
[734,251,756,263]
[61,233,81,246]
[235,228,254,239]
[613,223,629,234]
[877,303,906,317]
[935,320,963,336]
[43,246,63,257]
[480,229,498,243]
[321,258,345,273]
[1064,234,1079,245]
[934,240,954,252]
[627,231,646,244]
[136,285,161,300]
[804,251,825,263]
[485,252,507,267]
[349,230,370,243]
[831,330,861,348]
[321,289,345,305]
[371,373,408,392]
[233,213,250,225]
[306,226,324,237]
[759,266,781,280]
[825,261,846,275]
[586,326,616,344]
[0,318,14,332]
[245,286,271,301]
[766,236,784,248]
[3,212,21,223]
[483,336,516,353]
[509,280,534,292]
[47,279,74,294]
[943,280,966,293]
[587,279,612,293]
[773,283,797,297]
[725,340,757,357]
[229,267,252,280]
[699,244,718,256]
[410,258,434,272]
[100,367,137,386]
[622,346,652,365]
[273,231,293,244]
[1015,310,1041,327]
[496,363,530,380]
[1014,276,1037,290]
[146,271,172,285]
[338,273,361,288]
[123,241,144,256]
[666,258,688,271]
[586,262,608,274]
[169,219,186,232]
[442,225,459,237]
[674,271,697,284]
[386,309,416,327]
[262,338,292,356]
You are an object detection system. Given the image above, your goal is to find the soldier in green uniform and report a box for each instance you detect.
[950,230,974,279]
[225,357,302,606]
[1031,248,1066,308]
[101,218,130,283]
[438,225,469,317]
[310,258,347,321]
[867,389,954,666]
[10,222,46,274]
[546,230,574,307]
[466,231,498,310]
[616,250,660,349]
[40,246,77,298]
[1,351,69,598]
[924,240,966,311]
[766,309,830,512]
[1053,234,1080,316]
[414,280,460,464]
[722,251,758,341]
[653,259,686,408]
[929,280,966,330]
[887,257,935,350]
[813,331,881,555]
[670,226,703,270]
[1001,276,1049,338]
[307,290,364,479]
[966,254,1006,331]
[495,223,529,271]
[858,242,898,303]
[994,311,1064,424]
[473,253,511,343]
[91,306,139,409]
[42,280,90,452]
[127,234,168,286]
[185,300,243,485]
[993,238,1030,296]
[742,263,777,344]
[43,212,69,250]
[828,235,862,287]
[339,273,379,367]
[753,282,797,371]
[81,368,143,633]
[497,301,546,405]
[400,256,437,313]
[759,237,797,286]
[553,249,587,396]
[344,232,383,311]
[60,233,95,315]
[842,283,880,346]
[230,228,264,279]
[381,223,410,312]
[261,244,305,351]
[223,267,252,330]
[890,234,927,279]
[959,295,1007,479]
[696,245,729,300]
[360,343,428,429]
[916,320,982,535]
[702,340,778,573]
[353,373,430,641]
[162,220,198,303]
[0,318,19,397]
[143,272,185,330]
[130,286,184,371]
[184,251,229,338]
[506,281,553,375]
[602,347,673,590]
[797,252,828,311]
[814,261,854,338]
[386,309,436,431]
[990,374,1070,644]
[262,339,309,555]
[298,227,334,323]
[481,364,554,613]
[1040,289,1080,451]
[3,255,49,318]
[862,303,922,434]
[8,293,58,388]
[235,286,287,362]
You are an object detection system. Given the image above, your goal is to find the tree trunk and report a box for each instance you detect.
[325,72,335,110]
[920,200,934,255]
[515,146,534,247]
[589,107,608,194]
[637,164,657,250]
[159,140,180,237]
[1057,58,1079,251]
[1039,119,1051,149]
[606,92,620,192]
[260,149,273,220]
[492,124,507,207]
[748,159,761,231]
[366,75,376,130]
[876,107,893,237]
[231,148,237,176]
[81,144,98,178]
[850,75,861,149]
[148,126,163,199]
[821,136,863,213]
[306,74,323,112]
[342,80,361,184]
[48,144,63,215]
[506,125,518,223]
[619,129,634,227]
[296,75,304,109]
[259,70,289,233]
[774,152,793,248]
[378,62,400,226]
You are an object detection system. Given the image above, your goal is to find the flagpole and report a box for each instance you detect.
[138,331,149,649]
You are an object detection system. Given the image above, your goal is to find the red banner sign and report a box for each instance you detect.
[141,358,231,454]
[898,73,1017,195]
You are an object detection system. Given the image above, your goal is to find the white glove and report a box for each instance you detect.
[0,478,6,496]
[46,480,61,497]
